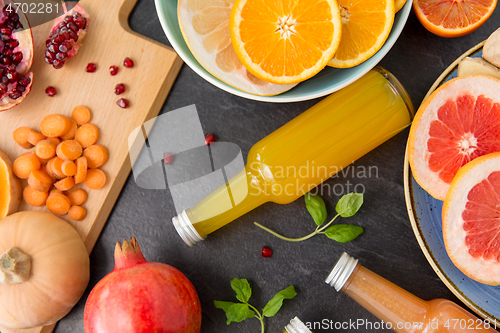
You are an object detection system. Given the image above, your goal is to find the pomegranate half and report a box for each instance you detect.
[0,0,33,112]
[84,238,202,333]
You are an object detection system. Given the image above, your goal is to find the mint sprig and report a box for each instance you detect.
[214,278,297,333]
[254,192,364,242]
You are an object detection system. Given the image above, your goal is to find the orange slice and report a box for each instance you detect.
[328,0,395,68]
[443,152,500,285]
[230,0,342,84]
[0,149,22,219]
[413,0,497,37]
[178,0,297,96]
[408,75,500,200]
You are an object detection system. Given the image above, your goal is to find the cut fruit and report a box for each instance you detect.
[395,0,407,12]
[0,149,22,219]
[413,0,497,38]
[443,152,500,285]
[230,0,342,84]
[178,0,297,95]
[327,0,395,68]
[457,57,500,80]
[408,75,500,200]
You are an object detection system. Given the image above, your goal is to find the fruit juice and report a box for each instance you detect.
[173,67,414,246]
[327,253,497,333]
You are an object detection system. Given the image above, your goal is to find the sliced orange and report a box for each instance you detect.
[0,149,22,219]
[230,0,342,84]
[178,0,297,96]
[413,0,497,38]
[328,0,395,68]
[443,152,500,285]
[395,0,407,12]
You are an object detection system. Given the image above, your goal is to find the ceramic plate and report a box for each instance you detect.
[404,41,500,324]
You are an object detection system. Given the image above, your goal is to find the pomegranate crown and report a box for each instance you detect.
[114,237,147,269]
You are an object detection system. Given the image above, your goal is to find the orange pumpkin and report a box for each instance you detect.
[0,211,90,329]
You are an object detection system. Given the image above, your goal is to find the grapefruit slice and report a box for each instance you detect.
[408,75,500,200]
[230,0,342,84]
[443,152,500,285]
[0,149,22,219]
[178,0,297,96]
[413,0,497,38]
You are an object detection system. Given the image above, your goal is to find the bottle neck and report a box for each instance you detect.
[284,317,313,333]
[326,253,428,332]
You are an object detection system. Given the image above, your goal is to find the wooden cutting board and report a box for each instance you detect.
[0,0,182,332]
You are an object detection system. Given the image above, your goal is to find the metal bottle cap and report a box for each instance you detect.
[172,210,204,247]
[325,252,359,292]
[285,317,312,333]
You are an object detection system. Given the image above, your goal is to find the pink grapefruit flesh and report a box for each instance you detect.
[409,75,500,200]
[443,152,500,285]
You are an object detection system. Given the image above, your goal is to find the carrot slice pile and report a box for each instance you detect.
[12,107,109,221]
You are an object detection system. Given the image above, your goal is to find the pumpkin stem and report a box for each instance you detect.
[0,247,31,285]
[114,237,147,269]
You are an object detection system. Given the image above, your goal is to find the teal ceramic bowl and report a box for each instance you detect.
[155,0,413,102]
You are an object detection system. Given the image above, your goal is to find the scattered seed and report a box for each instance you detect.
[123,57,134,68]
[85,63,96,72]
[163,152,174,165]
[205,133,216,145]
[261,246,273,258]
[114,83,125,95]
[109,65,119,76]
[116,98,129,108]
[45,86,57,97]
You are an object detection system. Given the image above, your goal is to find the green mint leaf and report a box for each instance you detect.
[262,286,297,317]
[325,224,363,243]
[304,193,327,226]
[214,300,237,313]
[224,303,256,325]
[231,278,252,303]
[335,193,363,217]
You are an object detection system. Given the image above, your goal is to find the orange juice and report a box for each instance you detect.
[326,253,497,333]
[173,67,414,246]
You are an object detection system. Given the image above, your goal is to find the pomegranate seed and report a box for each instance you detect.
[117,98,129,108]
[163,152,174,165]
[45,86,57,97]
[86,63,97,72]
[205,133,216,145]
[123,57,134,68]
[261,246,273,258]
[114,83,125,95]
[109,65,119,76]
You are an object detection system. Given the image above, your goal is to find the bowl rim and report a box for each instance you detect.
[155,0,413,103]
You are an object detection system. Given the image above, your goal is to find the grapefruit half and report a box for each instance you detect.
[408,75,500,200]
[443,152,500,285]
[178,0,297,96]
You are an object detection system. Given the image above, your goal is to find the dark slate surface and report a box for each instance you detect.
[54,2,500,333]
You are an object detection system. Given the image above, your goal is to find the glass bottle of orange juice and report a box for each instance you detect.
[173,67,414,246]
[326,253,498,332]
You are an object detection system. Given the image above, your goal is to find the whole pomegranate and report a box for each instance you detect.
[0,0,33,111]
[84,238,202,333]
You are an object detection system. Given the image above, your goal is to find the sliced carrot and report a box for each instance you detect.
[49,189,62,196]
[68,205,87,221]
[72,106,92,125]
[46,192,71,215]
[56,140,83,161]
[40,114,73,138]
[13,127,33,149]
[47,156,65,179]
[42,164,56,182]
[67,189,87,206]
[83,144,109,168]
[23,186,49,207]
[60,119,78,141]
[84,169,106,190]
[27,130,46,146]
[74,156,88,184]
[34,140,56,160]
[54,176,75,191]
[28,169,54,192]
[75,123,99,148]
[61,160,77,176]
[13,152,41,179]
[46,137,61,146]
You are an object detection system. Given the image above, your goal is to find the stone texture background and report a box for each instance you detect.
[54,2,500,332]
